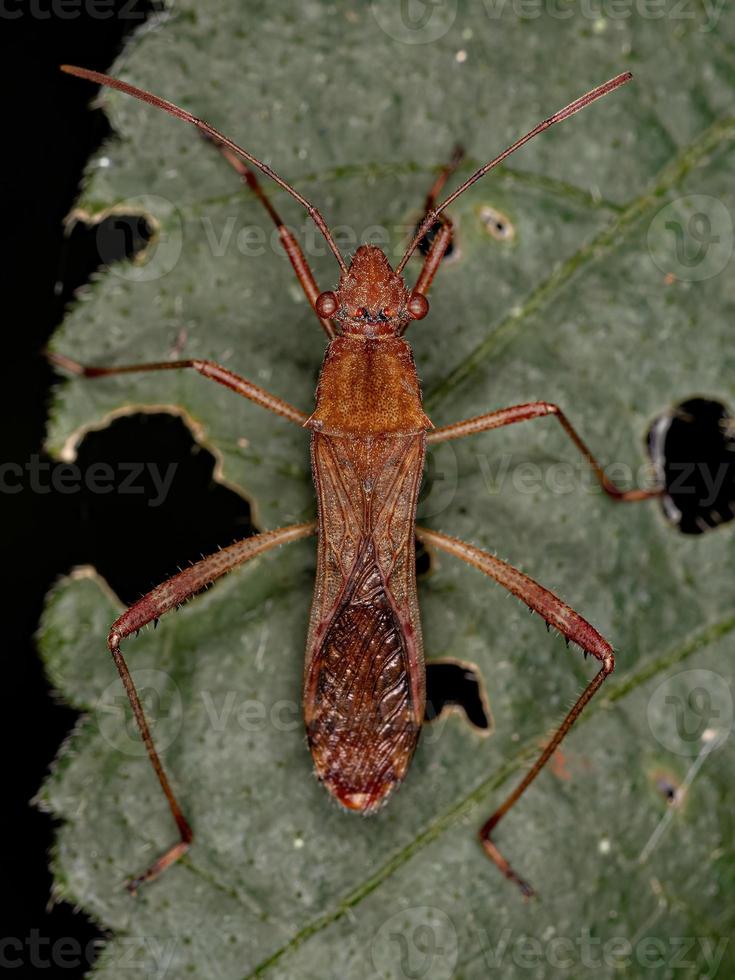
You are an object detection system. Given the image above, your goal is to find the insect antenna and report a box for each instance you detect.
[60,64,348,274]
[397,72,632,274]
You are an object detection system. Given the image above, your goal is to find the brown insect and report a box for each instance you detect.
[53,65,660,898]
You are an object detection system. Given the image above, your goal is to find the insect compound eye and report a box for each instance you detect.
[355,307,368,319]
[315,291,338,318]
[407,292,429,320]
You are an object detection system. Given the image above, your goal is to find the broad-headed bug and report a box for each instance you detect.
[53,65,661,898]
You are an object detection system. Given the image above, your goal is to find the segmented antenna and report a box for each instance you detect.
[397,72,633,274]
[60,64,348,274]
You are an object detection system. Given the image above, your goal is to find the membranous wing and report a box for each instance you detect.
[305,432,426,811]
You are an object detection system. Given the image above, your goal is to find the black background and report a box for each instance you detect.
[2,4,253,973]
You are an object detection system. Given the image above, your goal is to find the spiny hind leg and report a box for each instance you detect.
[416,525,614,898]
[107,522,315,893]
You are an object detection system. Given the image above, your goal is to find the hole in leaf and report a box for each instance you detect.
[647,397,735,534]
[71,413,254,605]
[96,211,155,270]
[415,537,432,578]
[479,205,515,242]
[59,212,153,295]
[415,219,456,260]
[424,659,490,732]
[651,769,683,808]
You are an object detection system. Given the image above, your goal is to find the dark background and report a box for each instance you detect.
[2,4,253,973]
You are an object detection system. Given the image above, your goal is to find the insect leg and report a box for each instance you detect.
[422,145,465,216]
[50,353,308,426]
[400,147,464,333]
[205,136,336,339]
[410,215,454,303]
[427,401,662,501]
[107,521,316,893]
[415,525,614,898]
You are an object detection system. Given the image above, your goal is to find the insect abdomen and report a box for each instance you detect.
[305,552,421,812]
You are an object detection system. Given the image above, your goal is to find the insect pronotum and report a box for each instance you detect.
[54,65,660,898]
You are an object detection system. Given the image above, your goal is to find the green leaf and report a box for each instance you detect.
[42,2,735,976]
